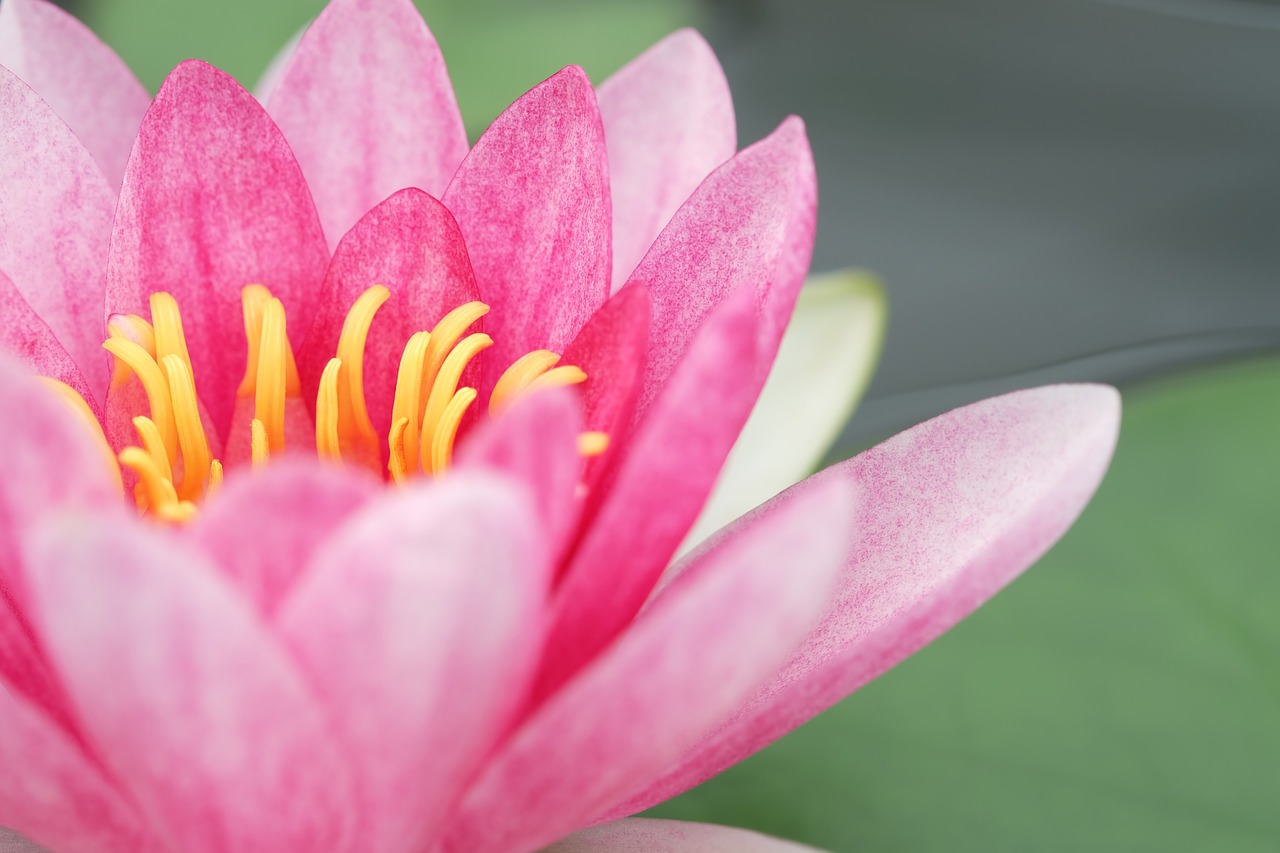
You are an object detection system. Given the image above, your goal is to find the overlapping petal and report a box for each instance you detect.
[0,271,96,411]
[549,818,824,852]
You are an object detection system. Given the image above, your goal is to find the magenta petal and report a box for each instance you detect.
[266,0,469,248]
[296,187,481,436]
[0,269,97,410]
[190,458,379,618]
[0,0,150,188]
[548,819,824,853]
[277,473,548,853]
[441,475,854,853]
[598,30,736,292]
[535,286,759,698]
[605,384,1122,817]
[0,65,117,401]
[442,66,610,391]
[107,60,329,439]
[627,116,816,419]
[23,514,359,852]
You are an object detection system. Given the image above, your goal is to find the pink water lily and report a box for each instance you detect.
[0,0,1120,851]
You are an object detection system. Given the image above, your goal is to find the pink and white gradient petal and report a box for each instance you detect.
[548,818,825,852]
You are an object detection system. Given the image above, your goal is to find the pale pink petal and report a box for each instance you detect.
[277,473,548,853]
[604,384,1122,818]
[0,687,154,853]
[107,60,329,439]
[190,458,379,618]
[535,286,759,698]
[0,269,97,411]
[441,474,854,853]
[23,513,359,852]
[266,0,469,248]
[547,818,824,852]
[626,116,816,420]
[598,29,736,292]
[442,66,610,391]
[0,0,150,188]
[0,65,117,402]
[295,187,481,439]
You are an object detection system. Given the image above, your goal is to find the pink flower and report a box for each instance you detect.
[0,0,1120,850]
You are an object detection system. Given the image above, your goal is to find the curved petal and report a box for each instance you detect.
[107,60,329,439]
[598,29,736,292]
[683,271,886,550]
[0,268,97,410]
[547,818,825,852]
[189,458,380,618]
[626,116,816,421]
[442,66,610,391]
[266,0,468,247]
[442,474,854,853]
[277,473,548,853]
[0,65,117,402]
[295,187,481,439]
[603,384,1122,818]
[0,0,150,188]
[22,513,359,853]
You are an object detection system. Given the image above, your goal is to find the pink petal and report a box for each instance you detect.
[23,513,359,852]
[0,65,117,402]
[440,474,854,853]
[0,269,97,411]
[0,0,150,188]
[626,116,816,420]
[107,60,329,439]
[295,187,481,439]
[189,458,379,618]
[604,384,1122,818]
[548,818,824,852]
[0,687,154,853]
[535,285,759,699]
[276,473,548,853]
[266,0,468,248]
[442,66,610,392]
[598,30,736,292]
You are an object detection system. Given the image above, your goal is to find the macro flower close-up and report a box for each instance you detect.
[0,0,1120,850]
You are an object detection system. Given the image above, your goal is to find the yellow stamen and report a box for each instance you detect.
[418,332,492,471]
[490,349,563,416]
[388,417,410,484]
[523,364,588,396]
[334,285,390,448]
[160,355,212,501]
[38,378,124,493]
[389,330,430,473]
[131,416,172,483]
[102,337,177,461]
[239,285,300,396]
[316,358,343,461]
[150,292,193,369]
[106,314,155,390]
[250,418,269,469]
[254,297,289,452]
[429,387,477,476]
[119,446,182,516]
[577,431,610,457]
[422,302,489,391]
[208,459,224,498]
[154,499,198,524]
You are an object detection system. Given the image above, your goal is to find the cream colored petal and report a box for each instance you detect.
[680,269,886,552]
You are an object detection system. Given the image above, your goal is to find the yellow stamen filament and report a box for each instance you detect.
[577,431,611,457]
[429,387,477,475]
[250,419,269,469]
[239,285,300,397]
[119,447,185,518]
[254,298,289,453]
[38,378,124,493]
[316,358,343,461]
[160,355,212,501]
[524,364,588,395]
[418,332,492,469]
[106,314,155,390]
[490,349,563,416]
[102,337,177,460]
[150,292,193,369]
[388,417,410,485]
[389,331,430,473]
[335,285,390,447]
[422,302,489,390]
[131,416,172,483]
[208,459,224,498]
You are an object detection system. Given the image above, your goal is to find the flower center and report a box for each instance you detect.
[59,285,604,523]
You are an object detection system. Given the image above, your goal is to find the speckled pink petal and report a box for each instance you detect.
[440,474,854,853]
[598,30,735,292]
[0,269,97,410]
[190,458,379,618]
[442,67,610,392]
[107,60,329,440]
[0,686,154,853]
[0,0,149,189]
[603,384,1122,818]
[266,0,468,248]
[277,473,548,853]
[535,286,759,699]
[625,116,815,420]
[0,65,116,402]
[295,187,481,440]
[23,513,359,853]
[547,818,824,852]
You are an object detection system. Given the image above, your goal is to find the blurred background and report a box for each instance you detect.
[57,0,1280,849]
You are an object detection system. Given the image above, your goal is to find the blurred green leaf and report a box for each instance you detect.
[650,357,1280,852]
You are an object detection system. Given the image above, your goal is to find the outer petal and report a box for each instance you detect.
[683,271,886,550]
[107,60,329,438]
[598,29,736,292]
[0,0,150,188]
[189,458,379,618]
[605,384,1122,817]
[546,819,824,852]
[277,473,548,853]
[626,116,816,420]
[23,514,358,853]
[441,474,854,853]
[0,269,97,409]
[0,65,117,401]
[442,66,610,391]
[266,0,469,248]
